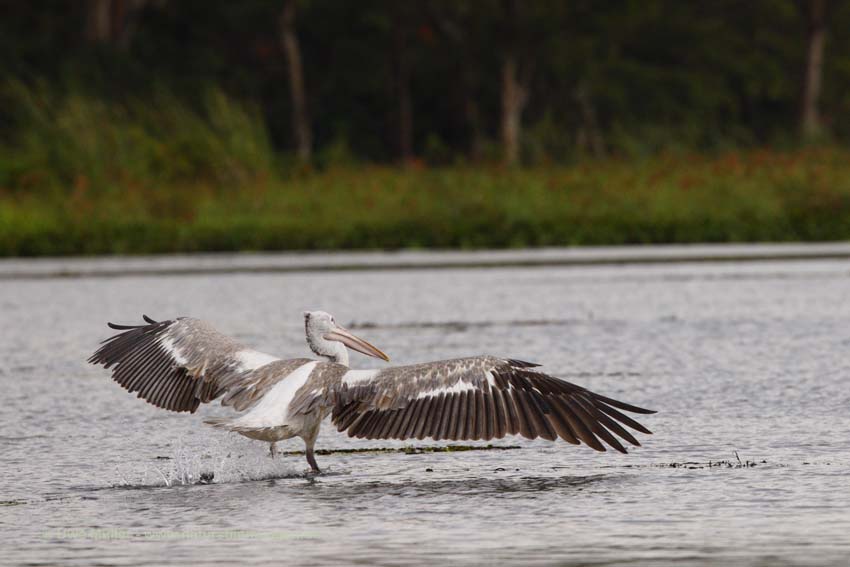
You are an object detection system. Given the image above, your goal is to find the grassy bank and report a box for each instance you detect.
[2,147,850,256]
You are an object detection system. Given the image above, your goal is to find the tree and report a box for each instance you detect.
[85,0,111,43]
[426,2,487,161]
[800,0,828,140]
[280,0,312,162]
[391,7,415,165]
[500,0,531,165]
[85,0,147,48]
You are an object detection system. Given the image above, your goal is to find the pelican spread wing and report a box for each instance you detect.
[90,313,657,471]
[294,357,655,453]
[88,316,310,413]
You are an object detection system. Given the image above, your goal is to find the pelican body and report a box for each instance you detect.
[89,311,655,473]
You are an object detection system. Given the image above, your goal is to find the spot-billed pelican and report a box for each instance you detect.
[89,311,655,473]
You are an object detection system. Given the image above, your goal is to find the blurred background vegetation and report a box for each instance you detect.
[1,0,849,255]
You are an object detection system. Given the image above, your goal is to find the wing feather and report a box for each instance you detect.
[412,397,428,440]
[89,316,307,413]
[401,398,424,440]
[311,356,655,453]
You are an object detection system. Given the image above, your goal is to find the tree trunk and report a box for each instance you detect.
[427,7,481,161]
[85,0,146,47]
[801,0,827,140]
[280,0,312,163]
[464,91,484,162]
[392,15,414,165]
[501,54,527,166]
[86,0,111,43]
[575,81,606,157]
[115,0,149,49]
[500,0,528,166]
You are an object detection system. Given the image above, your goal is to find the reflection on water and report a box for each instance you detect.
[3,256,850,566]
[81,469,615,499]
[316,473,616,498]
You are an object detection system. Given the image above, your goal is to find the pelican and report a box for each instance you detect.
[89,311,655,473]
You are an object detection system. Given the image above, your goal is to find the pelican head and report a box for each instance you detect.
[303,311,389,366]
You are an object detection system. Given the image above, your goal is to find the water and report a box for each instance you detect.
[2,254,850,566]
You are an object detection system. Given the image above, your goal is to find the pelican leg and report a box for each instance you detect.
[300,416,323,474]
[305,448,321,474]
[269,442,277,459]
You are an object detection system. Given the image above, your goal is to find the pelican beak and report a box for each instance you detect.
[324,326,390,362]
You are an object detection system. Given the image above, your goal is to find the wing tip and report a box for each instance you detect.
[595,393,658,416]
[631,407,658,415]
[106,315,163,331]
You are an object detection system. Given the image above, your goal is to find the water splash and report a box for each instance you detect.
[111,436,306,488]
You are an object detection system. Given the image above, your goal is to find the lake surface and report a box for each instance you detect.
[2,252,850,566]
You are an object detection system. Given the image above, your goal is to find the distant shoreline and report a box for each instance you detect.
[3,242,850,280]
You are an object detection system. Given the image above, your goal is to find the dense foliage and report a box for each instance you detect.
[1,2,848,255]
[3,1,848,169]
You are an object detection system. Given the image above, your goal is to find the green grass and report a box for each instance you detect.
[1,84,850,256]
[2,147,850,256]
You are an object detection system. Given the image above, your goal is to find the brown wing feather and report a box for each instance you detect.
[322,356,655,453]
[88,316,303,413]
